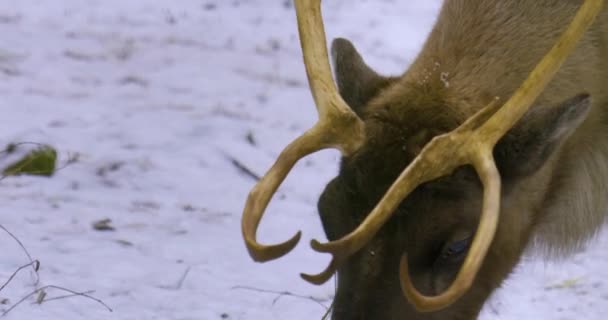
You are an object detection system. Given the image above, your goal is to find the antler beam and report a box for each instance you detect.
[241,0,364,263]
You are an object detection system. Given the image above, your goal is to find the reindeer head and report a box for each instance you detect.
[241,0,602,318]
[317,38,591,319]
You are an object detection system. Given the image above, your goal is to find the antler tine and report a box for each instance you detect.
[294,0,362,129]
[306,0,604,310]
[400,150,500,312]
[242,0,364,263]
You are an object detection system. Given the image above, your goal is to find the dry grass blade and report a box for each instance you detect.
[0,261,40,293]
[36,290,95,303]
[1,285,113,317]
[0,225,39,285]
[0,224,112,316]
[232,285,330,310]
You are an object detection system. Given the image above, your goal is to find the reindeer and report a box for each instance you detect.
[241,0,607,319]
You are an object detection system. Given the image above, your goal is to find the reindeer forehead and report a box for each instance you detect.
[343,99,482,204]
[342,113,477,206]
[361,99,461,154]
[365,81,463,130]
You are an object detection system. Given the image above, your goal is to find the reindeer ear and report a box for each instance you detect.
[331,38,396,116]
[495,93,591,179]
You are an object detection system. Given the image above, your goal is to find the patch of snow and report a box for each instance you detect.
[0,1,606,319]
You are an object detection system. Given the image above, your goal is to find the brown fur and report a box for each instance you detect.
[319,1,608,319]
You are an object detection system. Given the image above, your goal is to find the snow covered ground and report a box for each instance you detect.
[0,0,607,319]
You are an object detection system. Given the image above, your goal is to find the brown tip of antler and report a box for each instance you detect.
[300,257,339,285]
[244,231,302,262]
[398,150,501,312]
[398,254,472,312]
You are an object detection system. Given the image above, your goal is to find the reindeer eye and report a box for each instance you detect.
[438,237,471,265]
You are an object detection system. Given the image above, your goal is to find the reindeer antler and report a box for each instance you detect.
[241,0,365,263]
[242,0,603,313]
[307,0,604,312]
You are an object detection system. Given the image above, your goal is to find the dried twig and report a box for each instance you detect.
[173,267,191,290]
[0,261,40,293]
[321,299,333,320]
[159,266,192,290]
[232,285,329,310]
[320,276,338,320]
[35,290,95,303]
[0,225,112,316]
[0,225,39,285]
[227,157,261,181]
[55,152,80,172]
[1,285,113,316]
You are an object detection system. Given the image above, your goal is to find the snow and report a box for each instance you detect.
[0,0,606,319]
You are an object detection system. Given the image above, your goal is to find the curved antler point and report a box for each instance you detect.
[246,231,303,262]
[300,272,328,285]
[300,257,338,285]
[309,238,324,251]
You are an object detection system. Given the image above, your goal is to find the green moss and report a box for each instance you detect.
[3,146,57,177]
